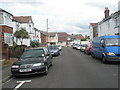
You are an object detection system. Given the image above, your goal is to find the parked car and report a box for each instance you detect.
[72,44,79,49]
[91,35,120,64]
[11,47,53,77]
[80,44,87,52]
[55,45,62,51]
[76,44,81,50]
[85,43,92,55]
[48,45,60,56]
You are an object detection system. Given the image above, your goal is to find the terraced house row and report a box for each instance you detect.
[89,1,120,42]
[0,8,85,60]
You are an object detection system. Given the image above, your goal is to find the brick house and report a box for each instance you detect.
[69,34,84,44]
[39,30,47,43]
[57,32,70,46]
[39,31,70,46]
[0,8,13,60]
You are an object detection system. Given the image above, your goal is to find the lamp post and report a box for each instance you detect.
[46,19,50,46]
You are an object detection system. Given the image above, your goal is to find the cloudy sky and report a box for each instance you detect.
[0,0,119,36]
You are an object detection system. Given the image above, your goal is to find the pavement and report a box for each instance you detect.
[0,58,17,84]
[1,64,12,84]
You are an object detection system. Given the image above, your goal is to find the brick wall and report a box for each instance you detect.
[0,25,13,60]
[41,33,46,43]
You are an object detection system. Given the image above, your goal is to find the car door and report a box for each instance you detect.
[44,48,51,67]
[98,39,105,58]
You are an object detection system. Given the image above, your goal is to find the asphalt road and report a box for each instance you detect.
[2,47,119,89]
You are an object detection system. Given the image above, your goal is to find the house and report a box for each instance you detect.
[57,32,70,46]
[39,31,70,46]
[89,23,98,41]
[33,28,41,43]
[98,7,120,36]
[39,30,47,43]
[0,8,13,59]
[69,34,84,44]
[48,32,58,45]
[89,1,120,40]
[12,16,34,46]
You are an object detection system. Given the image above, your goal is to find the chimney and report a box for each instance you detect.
[104,7,110,18]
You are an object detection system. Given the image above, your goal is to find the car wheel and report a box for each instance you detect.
[50,61,53,66]
[85,51,88,54]
[44,66,48,75]
[102,56,108,64]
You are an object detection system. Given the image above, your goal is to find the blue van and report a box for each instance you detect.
[91,35,120,64]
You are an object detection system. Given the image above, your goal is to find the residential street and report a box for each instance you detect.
[2,47,119,89]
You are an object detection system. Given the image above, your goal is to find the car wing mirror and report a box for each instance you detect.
[100,43,104,48]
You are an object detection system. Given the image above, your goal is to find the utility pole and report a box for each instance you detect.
[46,19,48,46]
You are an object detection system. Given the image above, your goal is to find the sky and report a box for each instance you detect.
[0,0,119,36]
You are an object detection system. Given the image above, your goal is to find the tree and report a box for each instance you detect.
[14,28,29,46]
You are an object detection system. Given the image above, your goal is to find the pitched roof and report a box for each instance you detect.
[57,32,70,37]
[0,8,13,16]
[70,34,84,40]
[99,10,120,24]
[57,32,70,42]
[48,33,57,37]
[39,30,48,36]
[13,16,32,23]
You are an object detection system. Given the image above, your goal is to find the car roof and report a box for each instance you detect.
[100,35,120,39]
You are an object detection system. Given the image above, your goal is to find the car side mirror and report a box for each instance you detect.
[100,43,104,48]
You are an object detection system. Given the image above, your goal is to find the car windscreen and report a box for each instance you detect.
[82,44,87,47]
[20,49,44,59]
[105,38,120,46]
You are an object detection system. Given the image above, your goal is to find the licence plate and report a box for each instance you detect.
[19,69,32,72]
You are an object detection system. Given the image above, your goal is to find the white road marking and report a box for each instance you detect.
[13,80,31,90]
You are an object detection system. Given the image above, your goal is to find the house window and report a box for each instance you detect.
[115,17,119,28]
[4,33,13,46]
[29,25,32,33]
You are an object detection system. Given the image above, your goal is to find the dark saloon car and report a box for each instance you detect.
[11,47,53,77]
[48,45,60,56]
[55,45,62,51]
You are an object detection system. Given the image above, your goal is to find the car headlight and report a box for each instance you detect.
[33,63,44,67]
[106,52,115,55]
[12,65,19,68]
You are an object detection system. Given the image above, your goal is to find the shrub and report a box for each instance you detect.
[30,41,40,47]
